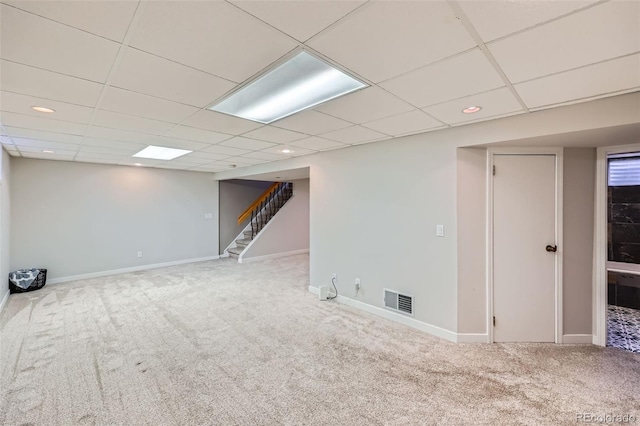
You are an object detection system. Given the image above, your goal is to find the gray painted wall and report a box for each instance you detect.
[10,159,219,280]
[242,179,309,260]
[0,148,11,306]
[219,179,272,254]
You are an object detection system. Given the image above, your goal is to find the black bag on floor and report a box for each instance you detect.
[9,269,47,293]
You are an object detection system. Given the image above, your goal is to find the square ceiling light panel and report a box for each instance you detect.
[208,51,368,124]
[133,145,192,160]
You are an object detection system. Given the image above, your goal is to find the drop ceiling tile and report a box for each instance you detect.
[164,125,232,144]
[459,0,597,43]
[1,143,19,153]
[0,60,103,107]
[3,127,83,144]
[515,54,640,109]
[315,87,414,124]
[92,110,173,135]
[423,87,523,125]
[81,138,145,152]
[4,0,138,42]
[10,137,79,151]
[230,1,365,42]
[289,136,348,151]
[242,126,307,143]
[362,110,445,137]
[148,137,209,152]
[189,163,232,172]
[181,110,262,135]
[0,112,86,135]
[0,91,94,124]
[201,145,251,157]
[242,151,286,161]
[224,156,268,165]
[84,126,156,144]
[380,49,505,108]
[74,157,121,165]
[181,151,230,162]
[100,87,200,124]
[273,110,351,135]
[20,151,75,161]
[0,5,120,83]
[79,144,143,156]
[219,137,276,151]
[307,1,476,83]
[17,145,77,155]
[320,125,388,144]
[130,1,298,82]
[75,151,127,160]
[488,1,640,83]
[110,48,237,108]
[261,144,316,157]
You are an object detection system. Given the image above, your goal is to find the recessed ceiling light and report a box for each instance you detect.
[41,149,55,153]
[209,51,368,124]
[462,106,482,114]
[281,149,293,154]
[32,106,55,113]
[133,145,192,160]
[134,162,143,167]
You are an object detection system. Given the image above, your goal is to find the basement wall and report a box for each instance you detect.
[10,159,219,281]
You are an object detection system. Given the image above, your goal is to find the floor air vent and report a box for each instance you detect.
[384,289,414,316]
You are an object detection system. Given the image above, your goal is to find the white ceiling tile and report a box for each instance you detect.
[81,138,145,152]
[230,1,365,42]
[0,91,94,123]
[315,87,414,124]
[242,126,307,143]
[320,125,388,144]
[362,110,445,137]
[516,54,640,109]
[224,156,268,165]
[422,87,523,125]
[289,136,348,151]
[84,126,156,144]
[3,126,83,144]
[20,151,75,161]
[110,48,237,108]
[242,151,286,161]
[181,151,230,162]
[380,49,505,108]
[74,157,121,165]
[75,151,127,160]
[219,137,276,151]
[10,137,79,151]
[0,112,86,135]
[4,0,138,42]
[0,5,120,82]
[17,144,76,155]
[260,144,316,157]
[181,110,262,135]
[164,125,232,145]
[459,0,598,43]
[189,163,232,172]
[148,137,209,152]
[79,144,143,156]
[307,1,476,83]
[0,60,103,107]
[273,110,351,134]
[91,110,173,135]
[488,1,640,83]
[201,145,251,157]
[130,1,298,82]
[100,87,200,124]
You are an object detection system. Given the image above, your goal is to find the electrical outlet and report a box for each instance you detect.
[137,251,142,258]
[355,277,361,289]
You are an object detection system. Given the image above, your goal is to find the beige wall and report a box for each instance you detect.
[563,148,596,335]
[0,148,11,307]
[456,148,487,335]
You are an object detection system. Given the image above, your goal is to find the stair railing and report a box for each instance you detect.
[237,182,294,239]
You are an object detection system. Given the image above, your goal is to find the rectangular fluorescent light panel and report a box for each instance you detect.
[133,145,192,160]
[208,51,368,124]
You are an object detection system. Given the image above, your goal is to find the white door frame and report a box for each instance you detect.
[594,143,640,346]
[487,147,564,343]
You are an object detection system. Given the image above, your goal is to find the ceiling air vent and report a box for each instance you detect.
[384,289,414,316]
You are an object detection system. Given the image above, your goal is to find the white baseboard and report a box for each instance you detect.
[47,255,220,285]
[562,334,593,344]
[0,290,9,315]
[239,249,309,264]
[308,286,457,343]
[457,333,490,343]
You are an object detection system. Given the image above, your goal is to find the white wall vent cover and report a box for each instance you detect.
[384,289,414,316]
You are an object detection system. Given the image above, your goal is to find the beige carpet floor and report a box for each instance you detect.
[1,254,638,426]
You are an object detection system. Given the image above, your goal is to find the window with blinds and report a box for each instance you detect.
[608,155,640,186]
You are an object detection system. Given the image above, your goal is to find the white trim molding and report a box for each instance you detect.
[562,334,593,344]
[239,249,309,264]
[308,286,458,343]
[0,290,9,315]
[456,333,490,343]
[47,255,220,285]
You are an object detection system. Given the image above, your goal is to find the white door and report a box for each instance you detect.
[493,154,557,342]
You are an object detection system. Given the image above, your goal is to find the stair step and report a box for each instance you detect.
[228,246,244,256]
[235,238,252,247]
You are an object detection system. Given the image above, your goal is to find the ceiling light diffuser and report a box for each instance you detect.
[133,145,192,160]
[32,106,55,113]
[42,149,55,153]
[462,106,482,114]
[281,149,292,154]
[209,51,368,124]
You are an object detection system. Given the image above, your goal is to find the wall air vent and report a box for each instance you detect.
[384,289,414,316]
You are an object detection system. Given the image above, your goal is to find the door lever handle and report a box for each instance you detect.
[545,245,557,253]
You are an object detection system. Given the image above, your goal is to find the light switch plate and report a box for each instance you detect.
[436,225,444,237]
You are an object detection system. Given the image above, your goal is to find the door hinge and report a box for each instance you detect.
[493,316,496,326]
[492,165,496,176]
